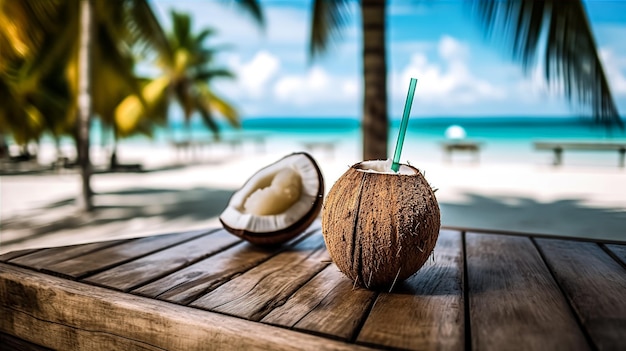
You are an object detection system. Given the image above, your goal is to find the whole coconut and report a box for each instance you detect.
[321,159,440,290]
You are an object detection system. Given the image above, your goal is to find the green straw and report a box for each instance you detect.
[391,77,418,172]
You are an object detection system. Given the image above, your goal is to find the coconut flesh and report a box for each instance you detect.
[220,152,324,245]
[322,159,440,289]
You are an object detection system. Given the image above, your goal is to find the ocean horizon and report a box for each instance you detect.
[25,115,626,168]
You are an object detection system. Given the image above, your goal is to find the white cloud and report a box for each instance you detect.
[273,66,358,106]
[392,35,505,107]
[600,48,626,96]
[230,51,280,98]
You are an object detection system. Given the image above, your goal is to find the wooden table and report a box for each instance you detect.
[1,222,625,350]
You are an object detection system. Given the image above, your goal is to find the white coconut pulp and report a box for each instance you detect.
[220,154,321,233]
[355,159,417,175]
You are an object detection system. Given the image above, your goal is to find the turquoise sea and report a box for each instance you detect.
[90,116,626,167]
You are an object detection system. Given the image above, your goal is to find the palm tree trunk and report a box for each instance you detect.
[361,0,388,160]
[77,0,94,211]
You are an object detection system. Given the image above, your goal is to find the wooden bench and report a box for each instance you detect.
[534,141,626,167]
[1,222,624,350]
[441,140,483,163]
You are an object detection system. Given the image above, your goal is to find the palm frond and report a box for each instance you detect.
[194,68,235,82]
[197,83,239,128]
[126,0,171,59]
[223,0,265,28]
[309,0,351,60]
[469,0,622,128]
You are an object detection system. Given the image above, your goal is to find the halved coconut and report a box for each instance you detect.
[220,152,324,245]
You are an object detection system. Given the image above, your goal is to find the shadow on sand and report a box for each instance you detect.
[1,187,235,247]
[439,193,626,242]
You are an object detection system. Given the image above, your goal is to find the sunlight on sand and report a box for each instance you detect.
[1,142,625,254]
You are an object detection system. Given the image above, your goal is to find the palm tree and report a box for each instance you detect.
[115,11,242,142]
[0,0,263,211]
[0,0,170,210]
[309,0,622,161]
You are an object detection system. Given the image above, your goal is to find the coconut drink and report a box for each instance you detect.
[322,77,439,289]
[321,159,440,289]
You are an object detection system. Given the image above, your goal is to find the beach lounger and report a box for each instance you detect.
[533,141,626,167]
[440,140,483,163]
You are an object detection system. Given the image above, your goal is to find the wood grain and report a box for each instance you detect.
[133,240,289,304]
[41,229,211,279]
[85,230,240,291]
[0,263,374,351]
[0,248,41,262]
[535,239,626,350]
[0,332,53,351]
[262,264,375,340]
[190,232,330,321]
[466,233,590,351]
[9,239,127,270]
[356,230,464,350]
[604,243,626,267]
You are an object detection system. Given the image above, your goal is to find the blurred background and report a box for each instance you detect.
[1,0,625,253]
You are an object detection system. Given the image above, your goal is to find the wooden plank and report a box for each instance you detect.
[0,332,53,351]
[41,229,211,279]
[0,248,41,262]
[604,243,626,267]
[190,232,330,321]
[262,264,376,341]
[134,239,292,304]
[356,230,464,351]
[535,239,626,350]
[84,230,240,291]
[466,233,590,351]
[9,239,128,270]
[0,263,374,351]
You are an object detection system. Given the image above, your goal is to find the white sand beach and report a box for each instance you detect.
[1,140,625,254]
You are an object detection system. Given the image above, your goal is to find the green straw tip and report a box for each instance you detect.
[391,78,418,172]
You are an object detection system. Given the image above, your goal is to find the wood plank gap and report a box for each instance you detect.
[600,243,626,270]
[349,291,380,344]
[181,227,321,307]
[0,248,41,262]
[530,237,596,350]
[42,229,217,280]
[8,239,133,271]
[442,225,626,245]
[87,234,243,293]
[462,231,472,351]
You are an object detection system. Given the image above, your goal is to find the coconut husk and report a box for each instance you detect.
[322,161,440,289]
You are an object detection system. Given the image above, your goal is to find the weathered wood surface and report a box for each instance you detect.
[465,232,590,351]
[0,223,625,351]
[133,230,313,304]
[535,239,626,350]
[9,239,127,270]
[85,230,240,291]
[604,243,626,267]
[41,229,209,278]
[357,230,464,351]
[0,263,372,351]
[261,264,376,341]
[190,233,330,321]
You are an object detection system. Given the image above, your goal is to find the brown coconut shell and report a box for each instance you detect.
[321,161,440,289]
[220,152,325,246]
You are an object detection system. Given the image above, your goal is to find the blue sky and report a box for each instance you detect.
[152,0,626,120]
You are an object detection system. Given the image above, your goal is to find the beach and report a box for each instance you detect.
[2,134,625,255]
